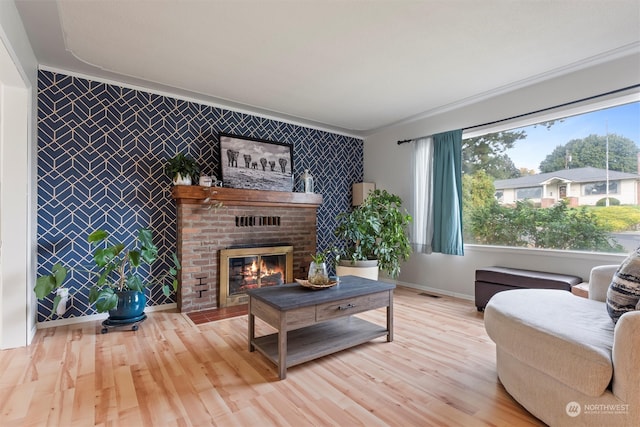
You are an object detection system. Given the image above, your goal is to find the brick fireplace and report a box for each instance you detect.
[171,186,322,313]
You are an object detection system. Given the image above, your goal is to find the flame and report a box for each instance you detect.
[235,256,286,293]
[245,260,283,277]
[260,259,281,276]
[232,255,288,294]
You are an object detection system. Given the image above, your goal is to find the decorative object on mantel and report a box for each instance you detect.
[35,228,180,331]
[334,189,412,280]
[199,175,213,187]
[301,169,314,193]
[165,152,200,185]
[219,133,294,192]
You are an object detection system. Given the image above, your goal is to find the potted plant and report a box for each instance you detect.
[308,251,330,285]
[35,228,180,323]
[334,189,412,280]
[165,152,200,185]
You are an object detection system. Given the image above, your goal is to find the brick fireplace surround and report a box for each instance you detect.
[171,186,322,313]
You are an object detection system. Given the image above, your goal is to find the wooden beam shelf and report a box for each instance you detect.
[171,186,323,208]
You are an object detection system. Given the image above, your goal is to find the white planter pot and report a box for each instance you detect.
[336,259,379,281]
[173,173,192,186]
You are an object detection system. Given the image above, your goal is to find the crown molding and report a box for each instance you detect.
[364,42,640,136]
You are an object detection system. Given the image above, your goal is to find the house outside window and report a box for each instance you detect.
[462,99,640,254]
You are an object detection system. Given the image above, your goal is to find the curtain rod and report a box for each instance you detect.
[396,83,640,145]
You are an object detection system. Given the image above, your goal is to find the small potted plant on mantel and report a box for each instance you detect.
[165,152,200,185]
[333,189,412,280]
[35,228,180,330]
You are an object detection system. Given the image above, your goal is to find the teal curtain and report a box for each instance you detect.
[432,129,464,255]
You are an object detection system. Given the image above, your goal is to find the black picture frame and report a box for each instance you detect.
[218,133,294,192]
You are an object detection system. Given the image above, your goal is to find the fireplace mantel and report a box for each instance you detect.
[171,186,323,208]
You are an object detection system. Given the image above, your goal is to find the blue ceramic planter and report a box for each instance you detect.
[108,290,146,321]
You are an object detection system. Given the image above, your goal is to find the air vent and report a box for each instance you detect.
[418,292,442,298]
[235,216,281,227]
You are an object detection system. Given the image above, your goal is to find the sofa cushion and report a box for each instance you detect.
[606,248,640,323]
[485,289,614,397]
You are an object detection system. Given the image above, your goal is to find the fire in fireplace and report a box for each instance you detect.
[219,245,293,307]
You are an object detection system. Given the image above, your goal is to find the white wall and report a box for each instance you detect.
[364,52,639,300]
[396,246,624,302]
[0,0,38,348]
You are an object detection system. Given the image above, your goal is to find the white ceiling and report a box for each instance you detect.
[14,0,640,136]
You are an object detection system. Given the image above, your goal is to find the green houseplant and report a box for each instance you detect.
[165,152,200,185]
[35,228,180,318]
[334,189,412,279]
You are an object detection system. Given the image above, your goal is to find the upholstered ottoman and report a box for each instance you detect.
[475,266,582,311]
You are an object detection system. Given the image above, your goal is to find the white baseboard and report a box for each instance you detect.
[36,303,178,329]
[396,280,474,302]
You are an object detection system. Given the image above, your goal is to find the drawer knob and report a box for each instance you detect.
[338,303,356,310]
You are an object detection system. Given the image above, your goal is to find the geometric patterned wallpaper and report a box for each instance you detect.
[37,70,363,322]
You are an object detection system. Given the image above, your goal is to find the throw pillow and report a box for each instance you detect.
[606,247,640,324]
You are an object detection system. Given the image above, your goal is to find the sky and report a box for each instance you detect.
[504,101,640,172]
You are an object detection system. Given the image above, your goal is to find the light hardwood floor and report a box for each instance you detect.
[0,286,543,426]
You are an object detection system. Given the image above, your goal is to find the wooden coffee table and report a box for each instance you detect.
[247,275,394,379]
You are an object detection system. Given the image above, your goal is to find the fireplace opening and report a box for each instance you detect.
[219,245,293,307]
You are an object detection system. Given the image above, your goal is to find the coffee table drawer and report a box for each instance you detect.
[316,291,390,322]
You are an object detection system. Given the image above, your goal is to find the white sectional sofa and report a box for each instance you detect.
[484,265,640,426]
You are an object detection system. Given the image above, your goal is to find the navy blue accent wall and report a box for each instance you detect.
[37,70,363,322]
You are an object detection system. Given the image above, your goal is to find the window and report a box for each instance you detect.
[516,187,542,200]
[462,99,640,253]
[583,181,619,196]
